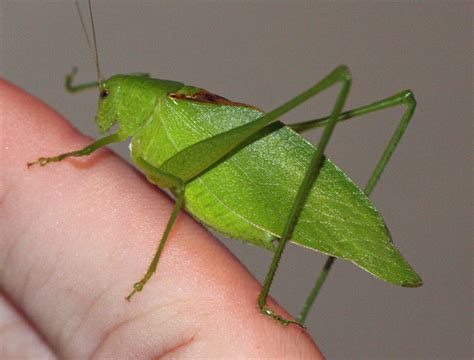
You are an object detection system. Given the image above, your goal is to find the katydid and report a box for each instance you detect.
[27,0,422,327]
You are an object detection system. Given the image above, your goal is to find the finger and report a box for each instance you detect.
[0,79,323,359]
[0,294,54,359]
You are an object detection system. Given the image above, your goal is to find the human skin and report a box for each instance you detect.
[0,79,323,359]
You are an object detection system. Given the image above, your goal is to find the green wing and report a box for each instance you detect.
[131,95,422,287]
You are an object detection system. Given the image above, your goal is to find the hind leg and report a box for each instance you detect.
[292,90,417,324]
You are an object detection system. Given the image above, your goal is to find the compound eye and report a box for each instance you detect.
[100,89,109,99]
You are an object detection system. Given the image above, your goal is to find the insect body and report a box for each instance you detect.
[28,1,422,327]
[127,76,416,286]
[29,72,422,326]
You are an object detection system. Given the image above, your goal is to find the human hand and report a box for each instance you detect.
[0,79,323,359]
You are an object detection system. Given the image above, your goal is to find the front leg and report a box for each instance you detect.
[27,132,127,167]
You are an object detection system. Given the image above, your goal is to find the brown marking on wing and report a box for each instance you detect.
[168,89,261,111]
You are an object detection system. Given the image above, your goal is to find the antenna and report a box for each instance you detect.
[74,0,104,84]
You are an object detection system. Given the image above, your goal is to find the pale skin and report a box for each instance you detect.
[0,79,323,358]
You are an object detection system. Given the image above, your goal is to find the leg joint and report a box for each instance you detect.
[402,89,417,108]
[334,65,352,82]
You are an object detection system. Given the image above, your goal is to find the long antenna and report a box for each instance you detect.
[75,1,91,49]
[74,0,104,84]
[88,0,103,83]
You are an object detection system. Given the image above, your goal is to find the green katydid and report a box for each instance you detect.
[27,0,422,327]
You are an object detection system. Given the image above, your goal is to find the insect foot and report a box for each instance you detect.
[27,157,50,168]
[125,281,145,302]
[125,271,155,301]
[27,153,73,167]
[259,305,306,328]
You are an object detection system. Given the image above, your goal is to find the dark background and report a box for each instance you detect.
[2,1,471,358]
